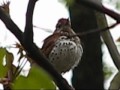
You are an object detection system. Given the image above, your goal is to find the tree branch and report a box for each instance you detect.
[24,0,35,43]
[0,9,23,43]
[77,0,120,70]
[23,0,73,90]
[0,0,73,90]
[77,0,120,22]
[68,23,118,37]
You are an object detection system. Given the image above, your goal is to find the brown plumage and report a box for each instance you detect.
[41,18,83,73]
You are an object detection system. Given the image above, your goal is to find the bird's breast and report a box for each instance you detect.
[48,36,83,73]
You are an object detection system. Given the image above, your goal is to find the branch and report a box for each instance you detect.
[24,0,35,43]
[0,9,23,43]
[97,13,120,70]
[78,0,120,70]
[33,25,53,33]
[0,0,73,90]
[23,0,73,90]
[68,23,118,37]
[77,0,120,22]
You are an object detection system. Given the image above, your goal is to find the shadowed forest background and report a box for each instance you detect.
[0,0,120,90]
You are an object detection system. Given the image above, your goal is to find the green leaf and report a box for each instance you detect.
[0,48,6,62]
[0,48,8,77]
[109,72,120,89]
[13,65,56,89]
[116,1,120,10]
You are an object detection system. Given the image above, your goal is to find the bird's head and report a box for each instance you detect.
[54,18,71,34]
[56,18,71,29]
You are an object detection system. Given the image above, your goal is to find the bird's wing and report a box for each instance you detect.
[41,33,61,57]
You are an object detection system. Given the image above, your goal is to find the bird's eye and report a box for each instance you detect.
[56,23,62,28]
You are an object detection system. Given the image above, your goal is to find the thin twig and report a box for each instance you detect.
[33,25,53,33]
[70,22,119,37]
[34,22,118,37]
[58,22,118,38]
[14,58,28,78]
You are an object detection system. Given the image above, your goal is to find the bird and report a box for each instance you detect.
[41,18,83,73]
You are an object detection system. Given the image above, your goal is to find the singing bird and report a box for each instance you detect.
[41,18,83,73]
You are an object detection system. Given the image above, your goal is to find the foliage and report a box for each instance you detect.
[116,1,120,10]
[0,48,8,77]
[13,65,55,89]
[103,62,114,80]
[0,46,56,89]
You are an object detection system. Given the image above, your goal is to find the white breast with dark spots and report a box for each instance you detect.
[48,36,83,73]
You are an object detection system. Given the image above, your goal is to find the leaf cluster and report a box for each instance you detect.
[0,46,55,89]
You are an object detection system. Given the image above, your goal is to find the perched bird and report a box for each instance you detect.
[41,18,83,73]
